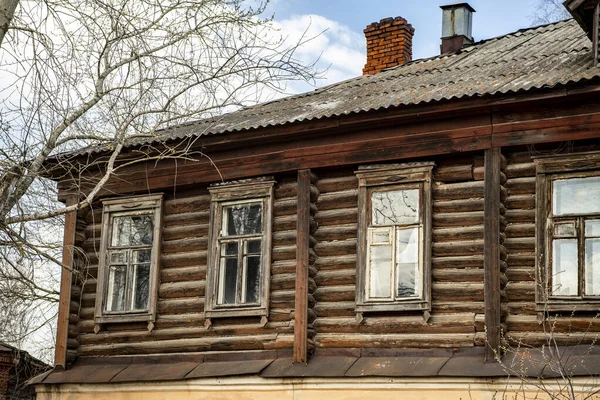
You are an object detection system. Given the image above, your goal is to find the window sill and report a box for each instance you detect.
[356,300,430,313]
[205,306,267,319]
[536,301,600,313]
[94,313,153,324]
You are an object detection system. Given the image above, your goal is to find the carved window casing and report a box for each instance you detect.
[355,163,434,315]
[94,194,163,328]
[535,152,600,312]
[205,178,274,320]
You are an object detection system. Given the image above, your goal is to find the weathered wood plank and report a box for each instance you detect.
[294,169,311,363]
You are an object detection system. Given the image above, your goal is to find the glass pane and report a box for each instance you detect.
[106,265,127,312]
[369,244,392,299]
[133,249,151,264]
[110,251,127,264]
[222,242,238,256]
[396,227,419,298]
[133,263,150,310]
[551,239,578,296]
[553,177,600,216]
[371,189,419,226]
[371,230,391,244]
[554,222,576,238]
[244,256,261,303]
[585,239,600,296]
[246,240,261,254]
[219,257,238,304]
[586,220,600,237]
[111,215,153,246]
[224,204,262,236]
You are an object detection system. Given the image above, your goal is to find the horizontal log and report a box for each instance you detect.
[314,301,355,318]
[271,260,297,275]
[273,215,296,231]
[505,223,535,238]
[505,332,600,347]
[315,269,356,287]
[505,282,536,302]
[272,245,296,262]
[164,194,209,215]
[274,199,317,217]
[433,211,484,227]
[503,237,535,252]
[506,252,535,267]
[163,211,209,227]
[314,285,355,302]
[433,240,484,257]
[161,251,206,268]
[506,301,536,315]
[315,208,357,226]
[473,167,507,184]
[274,181,297,199]
[433,282,485,302]
[433,268,484,283]
[162,237,206,254]
[433,225,484,242]
[317,189,358,211]
[504,209,535,223]
[314,333,476,348]
[78,333,279,356]
[162,224,208,241]
[314,239,357,257]
[433,198,484,213]
[314,313,477,334]
[316,175,357,194]
[313,224,357,242]
[434,164,473,183]
[433,255,483,269]
[432,301,485,313]
[505,177,535,196]
[271,273,318,292]
[433,181,484,200]
[315,254,356,271]
[505,162,535,178]
[159,280,204,299]
[161,266,204,283]
[504,194,535,210]
[505,267,535,282]
[263,333,294,350]
[157,297,204,314]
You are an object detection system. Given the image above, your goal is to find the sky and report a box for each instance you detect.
[263,0,552,92]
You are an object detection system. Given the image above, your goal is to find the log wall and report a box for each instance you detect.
[72,176,298,356]
[312,155,487,349]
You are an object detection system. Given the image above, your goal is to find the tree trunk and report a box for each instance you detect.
[0,0,18,47]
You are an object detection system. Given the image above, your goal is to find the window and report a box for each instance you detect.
[355,163,434,314]
[535,153,600,311]
[205,178,274,319]
[94,194,162,327]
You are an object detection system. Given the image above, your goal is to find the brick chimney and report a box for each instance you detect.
[363,17,415,75]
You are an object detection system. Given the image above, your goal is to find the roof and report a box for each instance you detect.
[68,18,599,157]
[30,346,600,385]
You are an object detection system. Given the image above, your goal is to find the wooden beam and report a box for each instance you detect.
[294,169,311,363]
[54,195,78,370]
[484,148,502,362]
[593,1,599,67]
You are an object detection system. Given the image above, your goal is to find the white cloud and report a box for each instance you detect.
[273,14,366,93]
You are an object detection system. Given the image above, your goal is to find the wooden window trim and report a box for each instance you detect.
[355,162,434,314]
[534,152,600,312]
[205,178,275,319]
[94,194,163,327]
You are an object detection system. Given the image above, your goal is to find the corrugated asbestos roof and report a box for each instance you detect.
[77,19,600,155]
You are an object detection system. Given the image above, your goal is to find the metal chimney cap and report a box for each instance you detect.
[440,3,476,13]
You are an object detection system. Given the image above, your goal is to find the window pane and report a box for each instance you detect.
[246,240,261,255]
[585,239,600,296]
[222,242,238,256]
[369,244,392,299]
[554,222,576,238]
[396,227,419,298]
[586,220,600,237]
[244,256,261,303]
[372,189,419,226]
[553,177,600,216]
[551,239,578,296]
[111,215,153,246]
[133,263,150,310]
[371,230,391,244]
[106,265,127,312]
[219,257,238,304]
[224,204,262,236]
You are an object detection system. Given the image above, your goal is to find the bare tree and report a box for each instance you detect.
[0,0,321,360]
[530,0,571,26]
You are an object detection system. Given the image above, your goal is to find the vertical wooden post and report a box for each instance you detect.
[593,1,599,67]
[294,169,311,363]
[484,148,502,362]
[54,194,78,370]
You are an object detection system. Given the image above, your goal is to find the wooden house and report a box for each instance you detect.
[0,342,49,400]
[31,1,600,398]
